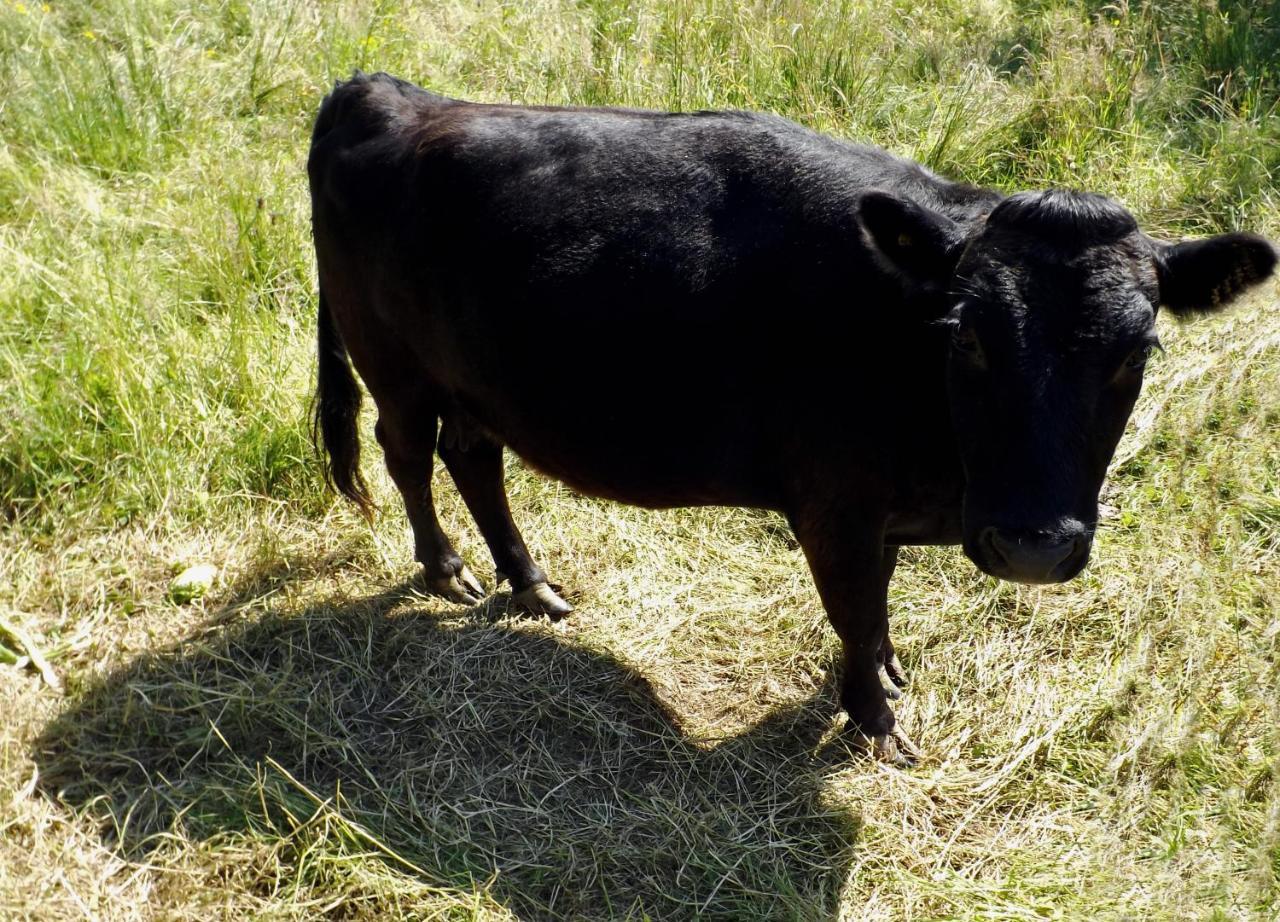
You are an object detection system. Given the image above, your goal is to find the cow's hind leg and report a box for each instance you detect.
[374,396,485,605]
[438,415,572,619]
[878,546,908,698]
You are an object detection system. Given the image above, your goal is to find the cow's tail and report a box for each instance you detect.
[312,285,374,518]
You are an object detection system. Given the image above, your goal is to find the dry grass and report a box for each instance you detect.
[2,0,1279,919]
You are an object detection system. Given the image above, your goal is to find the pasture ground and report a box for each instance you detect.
[1,1,1278,918]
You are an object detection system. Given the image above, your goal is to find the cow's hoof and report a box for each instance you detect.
[511,581,574,620]
[428,565,486,606]
[872,727,922,767]
[847,725,922,767]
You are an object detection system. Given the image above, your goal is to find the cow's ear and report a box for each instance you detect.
[1154,232,1277,315]
[858,190,964,288]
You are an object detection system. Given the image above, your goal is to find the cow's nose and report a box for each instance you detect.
[980,525,1088,584]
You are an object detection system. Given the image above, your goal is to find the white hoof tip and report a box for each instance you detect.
[457,565,485,598]
[428,565,486,606]
[879,664,904,699]
[511,582,574,619]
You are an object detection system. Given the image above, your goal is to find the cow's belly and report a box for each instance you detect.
[470,395,785,511]
[885,507,963,545]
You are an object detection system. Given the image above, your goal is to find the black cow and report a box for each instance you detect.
[308,72,1275,763]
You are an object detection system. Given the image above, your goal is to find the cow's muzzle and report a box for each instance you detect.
[972,521,1091,585]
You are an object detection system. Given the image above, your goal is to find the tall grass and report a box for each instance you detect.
[1,0,1277,530]
[1,1,1278,919]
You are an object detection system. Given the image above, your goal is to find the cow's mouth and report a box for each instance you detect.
[964,522,1093,585]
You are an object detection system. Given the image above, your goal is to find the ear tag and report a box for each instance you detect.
[897,233,913,248]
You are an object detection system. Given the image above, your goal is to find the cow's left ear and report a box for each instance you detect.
[858,190,965,290]
[1154,232,1277,315]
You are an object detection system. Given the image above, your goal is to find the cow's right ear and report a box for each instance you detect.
[858,190,964,290]
[1153,232,1277,315]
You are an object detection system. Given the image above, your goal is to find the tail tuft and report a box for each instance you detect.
[311,288,374,519]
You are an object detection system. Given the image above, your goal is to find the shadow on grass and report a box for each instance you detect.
[33,573,861,920]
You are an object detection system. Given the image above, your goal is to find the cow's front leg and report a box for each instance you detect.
[792,511,920,765]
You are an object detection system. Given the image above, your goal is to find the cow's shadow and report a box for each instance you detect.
[33,572,861,920]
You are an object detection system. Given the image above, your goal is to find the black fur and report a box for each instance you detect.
[987,189,1137,247]
[312,287,372,518]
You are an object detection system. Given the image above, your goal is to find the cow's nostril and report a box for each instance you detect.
[980,526,1008,569]
[1040,535,1075,568]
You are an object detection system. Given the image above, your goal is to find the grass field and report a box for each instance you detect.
[2,0,1278,918]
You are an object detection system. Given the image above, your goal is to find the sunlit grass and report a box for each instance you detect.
[1,0,1277,918]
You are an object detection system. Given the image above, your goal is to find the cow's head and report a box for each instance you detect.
[860,188,1276,584]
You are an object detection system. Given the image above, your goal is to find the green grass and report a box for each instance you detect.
[1,0,1278,918]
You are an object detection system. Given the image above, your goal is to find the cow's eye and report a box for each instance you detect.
[1124,342,1159,370]
[951,326,981,356]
